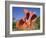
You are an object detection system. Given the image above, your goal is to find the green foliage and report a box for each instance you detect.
[36,16,40,29]
[33,16,40,30]
[12,22,16,31]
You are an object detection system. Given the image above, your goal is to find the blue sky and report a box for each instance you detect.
[12,7,40,21]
